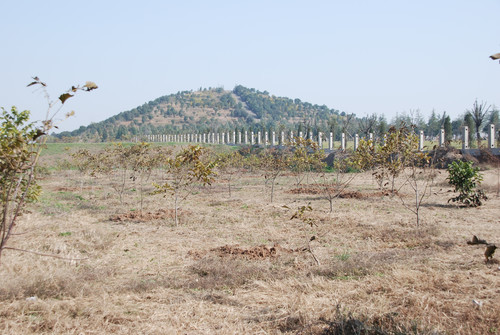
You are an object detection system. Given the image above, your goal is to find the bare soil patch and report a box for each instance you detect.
[189,243,297,260]
[288,185,393,198]
[109,208,191,222]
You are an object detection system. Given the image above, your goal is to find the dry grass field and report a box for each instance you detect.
[0,145,499,334]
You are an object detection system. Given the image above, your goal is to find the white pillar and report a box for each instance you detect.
[419,130,424,151]
[272,131,276,146]
[290,130,294,144]
[257,131,261,145]
[264,131,268,146]
[309,131,313,142]
[329,132,333,150]
[299,131,303,139]
[463,126,469,150]
[245,131,248,145]
[318,132,323,149]
[341,133,346,151]
[281,131,285,146]
[488,124,495,148]
[221,132,225,144]
[439,129,445,147]
[238,131,242,144]
[251,131,254,145]
[354,134,359,151]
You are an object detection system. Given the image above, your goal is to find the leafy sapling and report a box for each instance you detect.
[284,203,320,265]
[447,160,487,207]
[0,78,97,263]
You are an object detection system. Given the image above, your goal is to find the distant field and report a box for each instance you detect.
[41,141,240,155]
[43,138,464,155]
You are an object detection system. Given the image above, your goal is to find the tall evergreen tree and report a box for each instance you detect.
[443,115,452,142]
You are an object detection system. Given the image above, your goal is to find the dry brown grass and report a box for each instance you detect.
[0,157,499,334]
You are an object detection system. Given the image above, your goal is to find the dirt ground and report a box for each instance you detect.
[0,156,499,334]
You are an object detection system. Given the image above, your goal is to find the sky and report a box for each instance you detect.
[1,0,499,132]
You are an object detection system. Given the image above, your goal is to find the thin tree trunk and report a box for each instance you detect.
[497,162,499,197]
[415,183,419,226]
[174,192,179,226]
[271,178,275,203]
[139,179,144,217]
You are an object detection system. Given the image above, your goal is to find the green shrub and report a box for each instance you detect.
[447,160,487,207]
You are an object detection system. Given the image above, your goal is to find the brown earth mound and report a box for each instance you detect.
[110,208,189,222]
[477,149,500,165]
[189,244,297,260]
[288,186,394,198]
[54,186,92,192]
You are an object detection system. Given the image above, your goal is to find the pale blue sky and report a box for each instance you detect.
[1,1,499,132]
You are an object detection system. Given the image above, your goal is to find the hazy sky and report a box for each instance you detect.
[1,1,499,132]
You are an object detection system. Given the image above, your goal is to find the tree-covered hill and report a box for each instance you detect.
[53,85,498,144]
[54,85,343,142]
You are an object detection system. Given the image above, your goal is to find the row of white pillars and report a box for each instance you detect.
[140,131,354,150]
[462,125,497,150]
[138,124,497,151]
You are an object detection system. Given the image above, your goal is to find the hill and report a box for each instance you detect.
[54,85,344,142]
